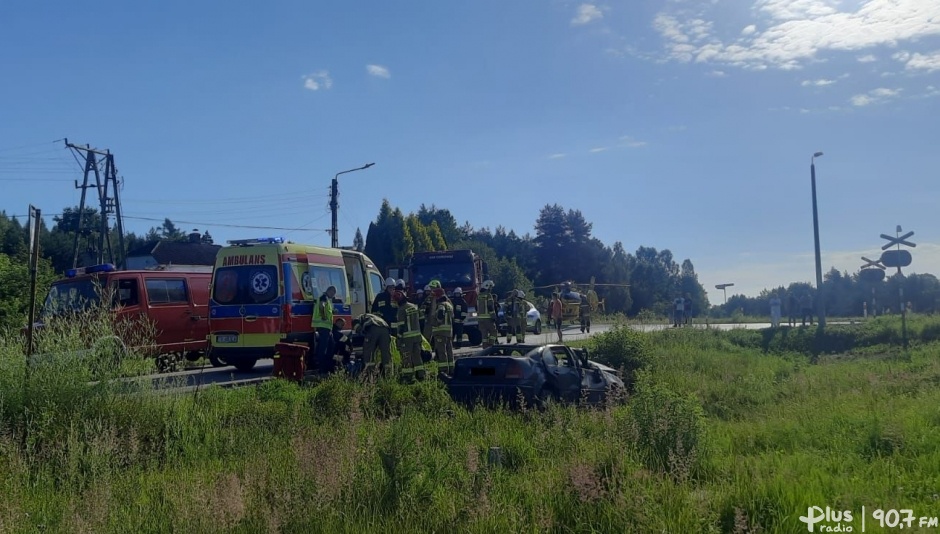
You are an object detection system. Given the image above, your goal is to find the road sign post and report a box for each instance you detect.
[879,227,915,350]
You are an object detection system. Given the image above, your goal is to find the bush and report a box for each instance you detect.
[630,370,707,480]
[589,326,652,389]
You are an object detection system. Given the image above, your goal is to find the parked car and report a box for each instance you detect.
[496,300,542,335]
[447,343,624,409]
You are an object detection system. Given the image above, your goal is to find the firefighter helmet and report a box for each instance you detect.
[384,277,396,287]
[429,280,441,289]
[453,287,463,296]
[482,280,495,290]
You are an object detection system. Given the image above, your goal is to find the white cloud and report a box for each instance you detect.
[302,71,332,91]
[619,135,648,148]
[651,1,940,71]
[707,70,727,77]
[589,147,608,153]
[904,51,940,72]
[801,78,835,86]
[548,153,566,159]
[850,86,901,106]
[366,64,391,79]
[572,4,603,25]
[857,54,877,63]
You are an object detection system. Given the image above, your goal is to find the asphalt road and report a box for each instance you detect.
[133,320,815,392]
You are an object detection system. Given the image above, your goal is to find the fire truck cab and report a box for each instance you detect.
[388,249,488,346]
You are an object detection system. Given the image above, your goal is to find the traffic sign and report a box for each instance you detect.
[880,231,916,250]
[860,256,886,270]
[859,268,886,283]
[880,249,912,268]
[715,283,734,290]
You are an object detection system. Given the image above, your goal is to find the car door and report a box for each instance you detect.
[544,346,582,401]
[185,273,210,352]
[144,276,191,354]
[110,275,143,348]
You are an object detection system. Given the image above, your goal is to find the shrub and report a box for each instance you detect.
[589,326,652,390]
[630,370,707,480]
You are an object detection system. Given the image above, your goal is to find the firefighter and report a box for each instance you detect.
[352,312,392,378]
[579,294,592,333]
[507,289,527,343]
[477,279,499,348]
[430,288,455,377]
[422,282,437,341]
[396,291,425,381]
[312,285,337,373]
[451,287,468,347]
[371,277,400,335]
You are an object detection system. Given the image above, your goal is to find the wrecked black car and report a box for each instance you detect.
[447,344,624,408]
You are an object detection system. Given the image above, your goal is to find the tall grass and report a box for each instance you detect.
[1,314,939,532]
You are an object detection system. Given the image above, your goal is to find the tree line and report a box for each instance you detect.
[361,201,709,317]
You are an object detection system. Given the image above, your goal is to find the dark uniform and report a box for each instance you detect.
[579,296,591,333]
[371,289,400,335]
[397,298,425,380]
[451,292,468,346]
[353,313,392,377]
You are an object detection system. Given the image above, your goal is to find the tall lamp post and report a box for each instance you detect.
[810,151,825,328]
[330,163,374,248]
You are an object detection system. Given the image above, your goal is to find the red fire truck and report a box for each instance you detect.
[388,249,489,346]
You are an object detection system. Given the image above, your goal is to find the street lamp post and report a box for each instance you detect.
[810,151,825,328]
[330,163,375,248]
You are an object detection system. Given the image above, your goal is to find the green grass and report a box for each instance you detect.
[1,312,940,532]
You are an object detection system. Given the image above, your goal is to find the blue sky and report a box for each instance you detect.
[2,0,939,299]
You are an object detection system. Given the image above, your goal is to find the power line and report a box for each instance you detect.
[123,215,330,232]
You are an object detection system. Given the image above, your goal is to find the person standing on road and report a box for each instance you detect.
[550,293,564,342]
[396,292,425,381]
[312,285,337,373]
[673,294,685,328]
[477,280,499,348]
[352,312,392,378]
[800,293,813,326]
[684,292,693,325]
[371,278,400,336]
[431,289,455,377]
[579,294,592,333]
[769,292,782,328]
[451,287,467,347]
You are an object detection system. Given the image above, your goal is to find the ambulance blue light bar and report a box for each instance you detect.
[64,263,116,278]
[226,237,284,246]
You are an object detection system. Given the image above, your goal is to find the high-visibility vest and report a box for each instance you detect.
[433,301,454,335]
[477,292,495,319]
[399,303,421,338]
[312,295,333,329]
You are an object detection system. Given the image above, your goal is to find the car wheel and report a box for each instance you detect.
[208,352,227,368]
[533,319,542,335]
[184,351,202,362]
[232,358,258,372]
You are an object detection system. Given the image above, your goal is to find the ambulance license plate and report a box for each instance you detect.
[216,334,238,343]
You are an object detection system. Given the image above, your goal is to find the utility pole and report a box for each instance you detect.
[329,163,374,248]
[65,139,126,268]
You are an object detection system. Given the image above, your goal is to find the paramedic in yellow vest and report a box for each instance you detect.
[396,291,425,381]
[477,279,499,348]
[431,289,455,376]
[352,312,392,378]
[507,289,527,344]
[312,285,337,373]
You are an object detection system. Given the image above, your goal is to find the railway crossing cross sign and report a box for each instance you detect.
[860,256,886,271]
[879,227,915,271]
